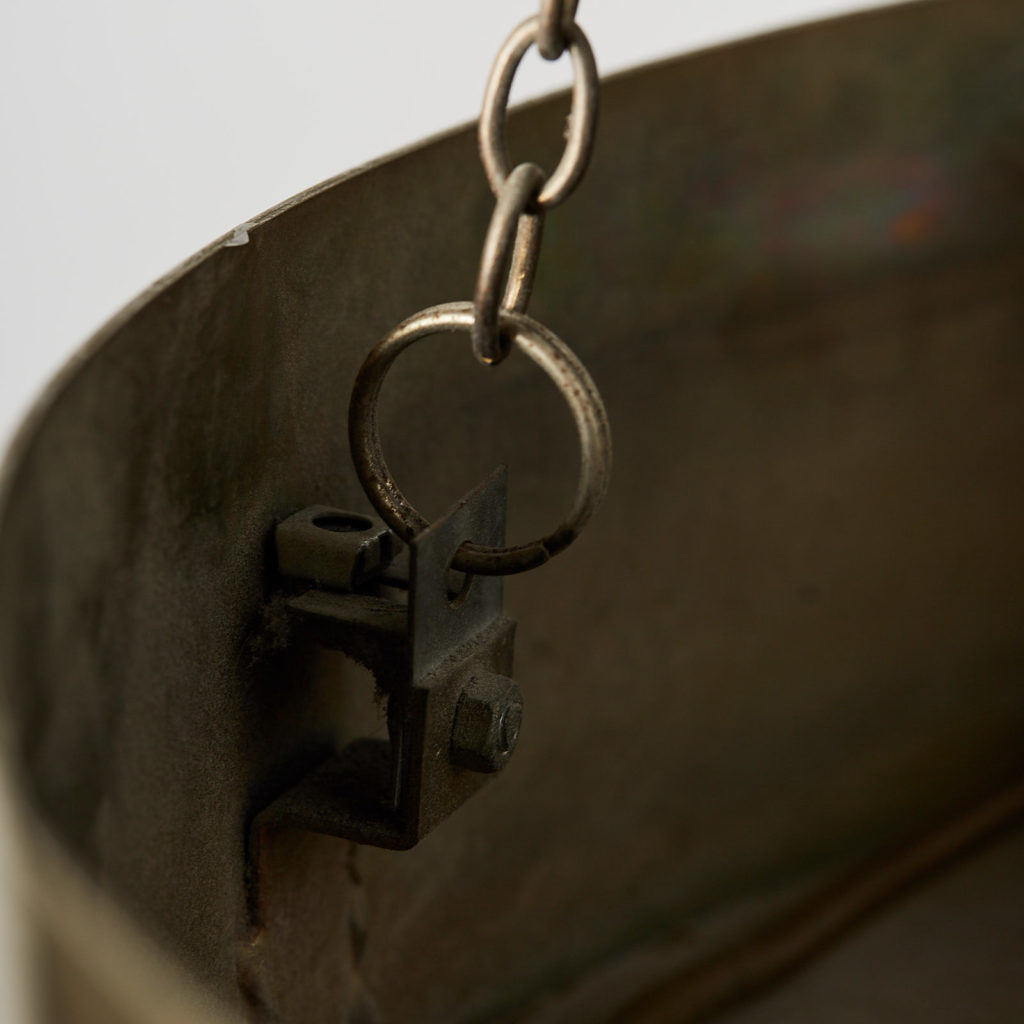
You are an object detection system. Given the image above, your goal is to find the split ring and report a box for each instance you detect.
[479,16,599,209]
[348,302,612,576]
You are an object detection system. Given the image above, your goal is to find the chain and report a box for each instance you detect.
[348,2,610,576]
[475,1,599,364]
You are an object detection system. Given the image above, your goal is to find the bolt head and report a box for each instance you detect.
[450,674,523,774]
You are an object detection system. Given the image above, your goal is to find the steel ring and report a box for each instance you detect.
[348,302,612,576]
[479,16,598,209]
[537,0,580,61]
[472,162,546,366]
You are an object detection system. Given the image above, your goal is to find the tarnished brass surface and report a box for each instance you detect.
[2,1,1024,1021]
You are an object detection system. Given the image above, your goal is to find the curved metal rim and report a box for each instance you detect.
[348,301,612,576]
[478,16,599,209]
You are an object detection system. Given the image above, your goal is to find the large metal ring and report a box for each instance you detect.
[348,302,612,576]
[472,162,546,366]
[479,16,598,209]
[537,0,581,61]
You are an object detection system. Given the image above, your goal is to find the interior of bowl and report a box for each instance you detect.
[1,1,1023,1022]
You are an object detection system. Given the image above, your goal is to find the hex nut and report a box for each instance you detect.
[450,674,523,774]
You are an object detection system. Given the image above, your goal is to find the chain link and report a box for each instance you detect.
[537,0,581,61]
[473,7,599,364]
[472,162,545,365]
[479,15,599,211]
[347,3,609,576]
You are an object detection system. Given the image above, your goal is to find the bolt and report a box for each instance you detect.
[450,674,523,774]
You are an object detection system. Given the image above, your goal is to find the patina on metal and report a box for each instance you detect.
[2,2,1024,1023]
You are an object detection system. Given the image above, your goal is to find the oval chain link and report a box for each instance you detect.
[472,161,545,365]
[347,2,608,576]
[538,0,581,61]
[479,15,598,210]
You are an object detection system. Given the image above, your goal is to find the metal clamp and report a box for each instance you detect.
[249,469,520,912]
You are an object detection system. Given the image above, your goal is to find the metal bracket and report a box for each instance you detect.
[249,467,520,901]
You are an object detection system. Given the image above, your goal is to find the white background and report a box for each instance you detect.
[0,1,892,1019]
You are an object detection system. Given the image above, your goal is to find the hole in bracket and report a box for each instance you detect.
[446,555,475,609]
[315,649,389,749]
[313,512,374,534]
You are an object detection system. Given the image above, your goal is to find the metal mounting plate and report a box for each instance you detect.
[250,469,516,868]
